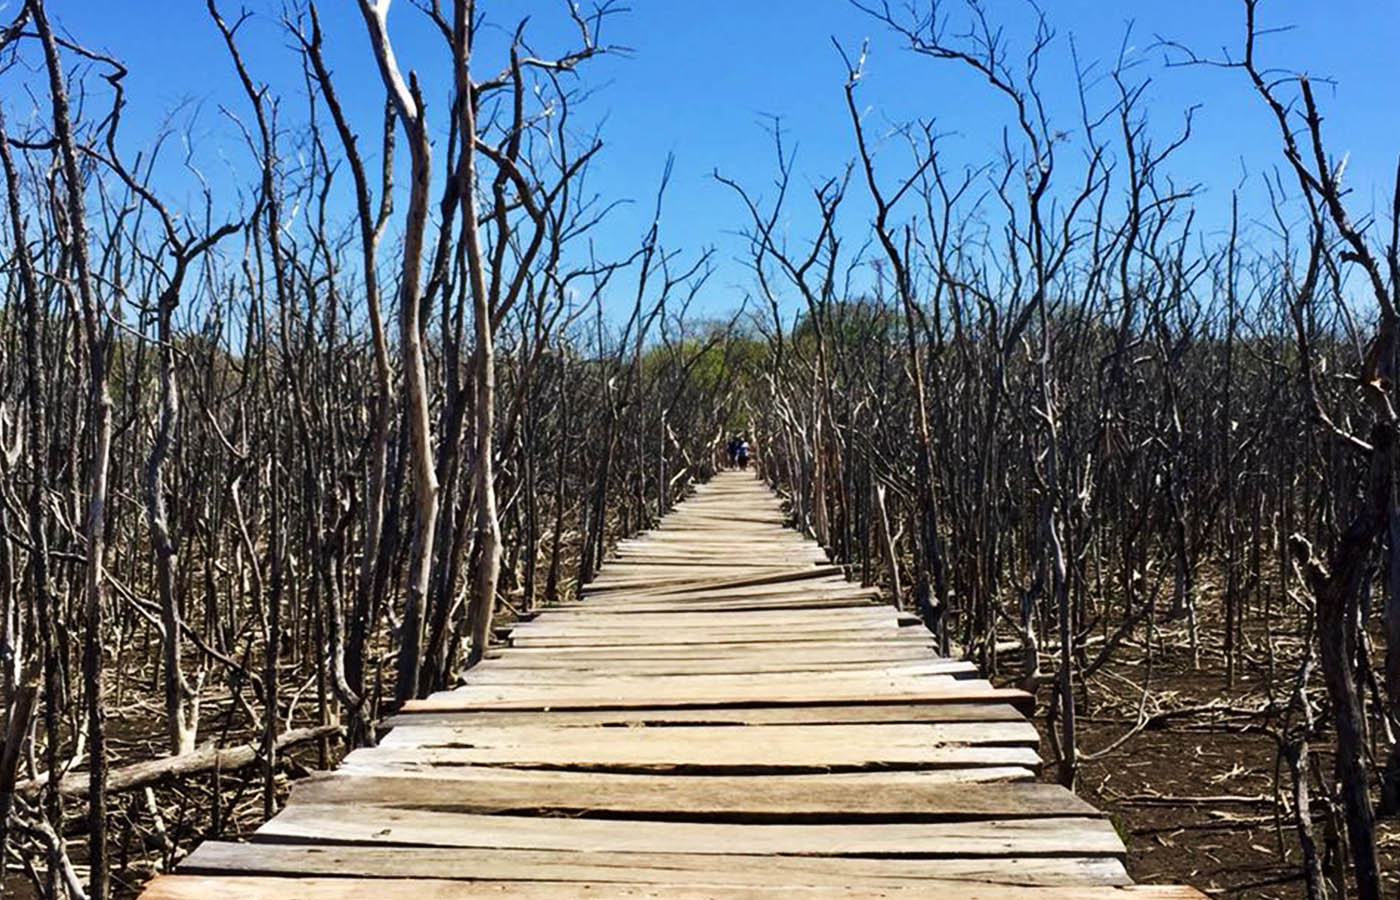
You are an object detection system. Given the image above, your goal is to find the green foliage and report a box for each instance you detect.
[640,325,767,432]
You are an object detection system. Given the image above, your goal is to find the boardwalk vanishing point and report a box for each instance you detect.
[142,470,1206,898]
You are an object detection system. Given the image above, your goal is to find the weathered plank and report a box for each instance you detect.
[179,843,1136,887]
[354,722,1041,772]
[583,565,847,595]
[548,587,868,610]
[607,550,827,564]
[400,678,1034,714]
[479,645,942,666]
[507,629,939,648]
[338,742,1040,774]
[147,875,1206,898]
[513,606,898,633]
[542,591,885,614]
[561,593,882,613]
[377,718,1040,749]
[254,805,1126,859]
[289,771,1091,820]
[484,640,943,662]
[383,701,1029,729]
[335,761,1038,785]
[461,658,977,679]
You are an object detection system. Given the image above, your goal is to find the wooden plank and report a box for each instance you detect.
[583,570,808,592]
[561,594,881,613]
[510,617,909,637]
[375,718,1042,748]
[515,606,898,632]
[460,660,976,682]
[506,631,922,649]
[339,742,1040,774]
[566,583,879,608]
[574,579,867,597]
[583,565,847,595]
[480,645,941,667]
[551,588,884,612]
[613,538,808,548]
[508,628,934,648]
[400,678,1034,714]
[359,722,1042,772]
[655,518,782,524]
[148,875,1206,898]
[550,590,879,615]
[485,640,943,661]
[607,550,826,563]
[595,570,836,579]
[289,771,1092,820]
[253,805,1126,859]
[616,531,804,538]
[462,659,977,679]
[178,843,1142,888]
[582,570,855,588]
[336,761,1039,784]
[384,701,1029,729]
[607,546,814,557]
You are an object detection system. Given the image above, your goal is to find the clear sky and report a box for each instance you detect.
[24,0,1400,319]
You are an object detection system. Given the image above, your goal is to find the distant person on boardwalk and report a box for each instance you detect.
[736,437,750,470]
[725,436,740,468]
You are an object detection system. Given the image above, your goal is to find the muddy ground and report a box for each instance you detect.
[1020,611,1399,898]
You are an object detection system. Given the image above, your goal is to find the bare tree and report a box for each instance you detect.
[354,0,439,704]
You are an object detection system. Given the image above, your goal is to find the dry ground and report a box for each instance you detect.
[1019,604,1399,899]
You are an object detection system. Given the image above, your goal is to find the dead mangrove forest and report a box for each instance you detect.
[0,0,1396,898]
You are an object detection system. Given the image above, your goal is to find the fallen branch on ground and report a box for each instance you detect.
[11,724,341,799]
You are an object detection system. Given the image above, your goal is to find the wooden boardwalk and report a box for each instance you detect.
[144,471,1203,898]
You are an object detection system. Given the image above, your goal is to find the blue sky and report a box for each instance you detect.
[22,1,1400,320]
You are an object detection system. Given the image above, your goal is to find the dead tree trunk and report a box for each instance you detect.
[356,0,439,704]
[35,3,113,892]
[454,0,504,670]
